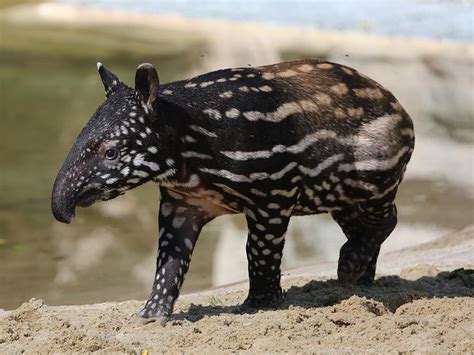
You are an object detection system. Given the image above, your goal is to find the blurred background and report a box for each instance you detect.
[0,0,473,310]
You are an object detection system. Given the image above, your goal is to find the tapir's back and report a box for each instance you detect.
[161,59,414,185]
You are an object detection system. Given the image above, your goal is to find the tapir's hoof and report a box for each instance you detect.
[241,291,284,310]
[337,242,377,284]
[134,310,169,326]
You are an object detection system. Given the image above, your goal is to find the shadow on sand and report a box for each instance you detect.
[174,270,473,323]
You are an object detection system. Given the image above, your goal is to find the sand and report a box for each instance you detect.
[1,226,473,353]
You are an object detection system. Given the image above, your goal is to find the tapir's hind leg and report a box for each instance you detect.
[331,191,397,284]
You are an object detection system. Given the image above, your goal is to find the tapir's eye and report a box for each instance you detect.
[104,148,119,160]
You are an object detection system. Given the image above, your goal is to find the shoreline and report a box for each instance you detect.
[1,226,473,352]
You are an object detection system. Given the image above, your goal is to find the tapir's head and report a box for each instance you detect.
[52,63,169,223]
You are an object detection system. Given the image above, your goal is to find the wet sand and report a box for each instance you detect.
[1,226,473,353]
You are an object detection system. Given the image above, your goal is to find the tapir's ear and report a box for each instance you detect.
[97,62,124,98]
[135,63,160,112]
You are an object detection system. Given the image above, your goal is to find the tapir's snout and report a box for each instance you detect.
[51,171,76,224]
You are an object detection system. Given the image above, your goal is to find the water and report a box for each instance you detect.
[60,0,474,43]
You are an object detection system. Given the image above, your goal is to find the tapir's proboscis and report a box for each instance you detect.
[51,59,414,324]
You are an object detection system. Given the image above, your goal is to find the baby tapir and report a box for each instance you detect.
[51,59,414,324]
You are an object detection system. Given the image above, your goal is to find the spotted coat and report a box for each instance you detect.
[51,59,414,324]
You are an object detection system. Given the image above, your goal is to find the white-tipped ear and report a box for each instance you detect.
[96,62,124,97]
[135,63,160,112]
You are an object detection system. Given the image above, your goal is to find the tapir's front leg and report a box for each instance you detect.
[137,189,211,324]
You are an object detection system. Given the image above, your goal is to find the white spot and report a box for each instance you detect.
[277,69,298,77]
[331,83,349,95]
[262,72,275,80]
[184,238,193,250]
[184,82,197,88]
[250,188,267,197]
[244,207,257,221]
[148,146,158,153]
[317,63,333,69]
[219,91,233,98]
[200,81,214,88]
[120,167,130,176]
[182,135,197,143]
[106,177,118,184]
[133,170,149,178]
[202,109,222,120]
[298,64,314,72]
[129,112,137,117]
[163,89,173,95]
[353,87,384,99]
[225,108,240,118]
[161,202,173,217]
[173,216,186,229]
[259,85,272,92]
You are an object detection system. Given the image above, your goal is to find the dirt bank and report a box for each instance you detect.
[1,227,473,353]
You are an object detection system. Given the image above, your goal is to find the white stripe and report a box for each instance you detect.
[343,178,379,192]
[371,179,401,199]
[298,154,345,177]
[339,146,410,172]
[181,151,213,159]
[271,186,299,197]
[242,100,318,123]
[189,125,217,138]
[221,130,353,161]
[200,162,297,183]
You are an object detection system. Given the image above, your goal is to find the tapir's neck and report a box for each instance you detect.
[150,98,198,189]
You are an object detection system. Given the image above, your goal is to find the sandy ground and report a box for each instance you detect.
[1,226,473,353]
